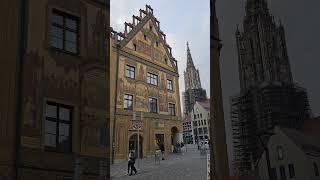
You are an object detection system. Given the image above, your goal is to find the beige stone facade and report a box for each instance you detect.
[110,5,183,161]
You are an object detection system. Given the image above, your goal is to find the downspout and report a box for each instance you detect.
[111,43,120,164]
[16,0,28,179]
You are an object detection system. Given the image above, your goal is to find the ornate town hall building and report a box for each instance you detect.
[110,5,183,161]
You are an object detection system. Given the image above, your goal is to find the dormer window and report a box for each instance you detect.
[144,34,147,41]
[156,41,159,47]
[150,25,153,31]
[164,58,167,64]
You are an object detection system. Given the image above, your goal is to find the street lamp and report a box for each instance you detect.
[256,131,276,180]
[131,101,148,169]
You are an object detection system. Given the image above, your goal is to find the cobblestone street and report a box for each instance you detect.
[111,144,208,180]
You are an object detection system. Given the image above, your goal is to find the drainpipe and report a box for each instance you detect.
[111,43,120,164]
[16,0,28,180]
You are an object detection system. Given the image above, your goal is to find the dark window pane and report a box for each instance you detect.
[52,14,63,25]
[65,31,77,43]
[288,164,295,178]
[280,166,286,180]
[271,168,277,180]
[45,134,56,147]
[58,135,70,152]
[65,42,77,53]
[45,102,72,152]
[50,37,63,49]
[50,26,63,38]
[51,10,79,54]
[45,120,57,134]
[58,135,69,143]
[46,104,57,118]
[167,79,173,90]
[149,98,157,113]
[204,127,208,134]
[59,124,69,136]
[66,18,77,30]
[59,107,70,121]
[198,128,203,134]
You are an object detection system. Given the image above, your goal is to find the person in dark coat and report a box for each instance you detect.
[128,151,137,176]
[159,143,165,160]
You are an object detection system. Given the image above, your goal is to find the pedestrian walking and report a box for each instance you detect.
[160,143,165,160]
[128,151,137,176]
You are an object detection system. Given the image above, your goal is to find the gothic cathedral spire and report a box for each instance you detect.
[236,0,293,91]
[184,42,202,90]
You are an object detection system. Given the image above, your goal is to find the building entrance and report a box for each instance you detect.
[128,134,143,158]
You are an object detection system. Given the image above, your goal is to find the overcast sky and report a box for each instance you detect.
[217,0,320,174]
[110,0,210,110]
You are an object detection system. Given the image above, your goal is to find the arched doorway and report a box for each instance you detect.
[128,134,143,158]
[171,126,179,145]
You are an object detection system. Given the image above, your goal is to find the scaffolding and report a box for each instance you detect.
[231,83,311,175]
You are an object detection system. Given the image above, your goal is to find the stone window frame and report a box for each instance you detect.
[147,72,158,86]
[168,103,176,116]
[44,101,73,153]
[123,94,134,110]
[125,64,136,79]
[166,79,173,91]
[49,8,80,55]
[148,97,158,113]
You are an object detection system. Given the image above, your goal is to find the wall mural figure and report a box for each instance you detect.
[117,78,124,105]
[138,65,145,80]
[159,91,167,112]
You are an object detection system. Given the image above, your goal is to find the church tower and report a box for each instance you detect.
[231,0,311,175]
[236,0,293,92]
[184,42,202,90]
[183,42,207,114]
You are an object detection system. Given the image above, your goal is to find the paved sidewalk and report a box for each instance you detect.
[110,152,186,178]
[110,144,208,180]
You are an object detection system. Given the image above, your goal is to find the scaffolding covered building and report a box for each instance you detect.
[231,0,312,175]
